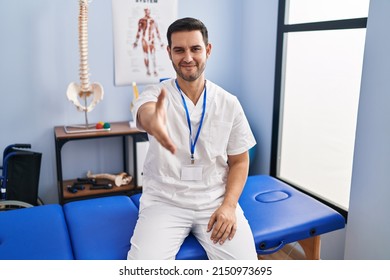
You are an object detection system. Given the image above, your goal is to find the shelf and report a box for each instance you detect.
[54,121,147,204]
[62,179,141,201]
[54,121,141,141]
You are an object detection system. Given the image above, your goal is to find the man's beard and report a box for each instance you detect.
[172,62,206,82]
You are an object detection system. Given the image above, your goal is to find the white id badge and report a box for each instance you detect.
[181,165,203,181]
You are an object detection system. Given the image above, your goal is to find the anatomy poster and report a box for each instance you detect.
[112,0,178,85]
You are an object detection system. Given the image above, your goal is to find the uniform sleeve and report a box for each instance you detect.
[131,84,162,131]
[227,98,257,155]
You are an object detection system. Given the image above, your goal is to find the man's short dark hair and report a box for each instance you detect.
[167,17,209,47]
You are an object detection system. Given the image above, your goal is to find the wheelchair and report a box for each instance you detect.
[0,144,42,210]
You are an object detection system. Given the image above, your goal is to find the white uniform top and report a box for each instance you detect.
[133,79,256,211]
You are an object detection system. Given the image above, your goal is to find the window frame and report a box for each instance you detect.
[270,0,368,220]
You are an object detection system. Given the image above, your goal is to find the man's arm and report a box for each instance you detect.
[207,151,250,244]
[137,88,176,154]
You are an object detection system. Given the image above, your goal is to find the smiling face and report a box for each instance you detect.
[167,30,212,83]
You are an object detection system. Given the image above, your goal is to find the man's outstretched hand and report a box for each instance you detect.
[138,88,176,154]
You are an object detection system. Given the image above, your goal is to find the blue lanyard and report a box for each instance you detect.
[175,80,207,164]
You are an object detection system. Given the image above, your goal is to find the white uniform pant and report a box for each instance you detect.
[127,200,258,260]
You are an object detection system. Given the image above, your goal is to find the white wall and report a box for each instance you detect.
[344,0,390,259]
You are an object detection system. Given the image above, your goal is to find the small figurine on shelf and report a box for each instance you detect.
[86,170,132,187]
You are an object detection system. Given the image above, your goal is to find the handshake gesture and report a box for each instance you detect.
[137,88,176,154]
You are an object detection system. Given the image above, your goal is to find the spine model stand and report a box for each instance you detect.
[66,0,103,128]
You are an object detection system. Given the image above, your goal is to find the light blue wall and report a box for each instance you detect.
[344,0,390,259]
[0,0,276,204]
[0,0,134,204]
[241,0,278,175]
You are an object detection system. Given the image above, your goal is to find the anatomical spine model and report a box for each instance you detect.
[66,0,103,126]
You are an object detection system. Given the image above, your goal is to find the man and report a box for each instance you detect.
[128,17,257,260]
[133,8,164,76]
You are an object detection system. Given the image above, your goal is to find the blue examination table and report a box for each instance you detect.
[0,175,345,259]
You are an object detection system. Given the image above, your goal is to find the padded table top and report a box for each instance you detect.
[63,196,140,260]
[0,204,74,260]
[239,175,345,254]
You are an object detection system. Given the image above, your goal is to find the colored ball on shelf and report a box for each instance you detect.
[103,122,111,129]
[96,123,103,129]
